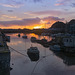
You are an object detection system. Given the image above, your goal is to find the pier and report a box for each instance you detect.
[0,32,10,75]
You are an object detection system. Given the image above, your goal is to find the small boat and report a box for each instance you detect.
[18,34,20,37]
[42,43,49,48]
[22,35,27,39]
[49,45,61,51]
[5,36,10,42]
[31,37,36,42]
[41,39,47,43]
[36,39,47,44]
[27,46,39,61]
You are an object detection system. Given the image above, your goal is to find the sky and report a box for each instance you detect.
[0,0,75,29]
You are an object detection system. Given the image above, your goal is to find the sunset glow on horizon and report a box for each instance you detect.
[0,0,75,29]
[33,26,42,29]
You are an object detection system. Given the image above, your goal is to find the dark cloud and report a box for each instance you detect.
[0,17,41,27]
[42,16,64,21]
[30,10,63,16]
[56,0,75,7]
[64,9,69,11]
[56,0,71,5]
[72,3,75,7]
[11,0,24,5]
[8,10,13,12]
[0,0,43,8]
[0,0,24,8]
[24,0,42,3]
[29,10,75,16]
[0,16,64,27]
[33,0,42,2]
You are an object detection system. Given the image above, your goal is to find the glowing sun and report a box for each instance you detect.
[33,26,42,29]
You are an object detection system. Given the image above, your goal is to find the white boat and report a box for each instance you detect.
[49,45,61,51]
[22,35,27,39]
[27,46,39,61]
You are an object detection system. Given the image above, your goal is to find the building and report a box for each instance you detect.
[67,19,75,34]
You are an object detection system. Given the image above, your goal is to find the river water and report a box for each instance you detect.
[6,33,75,75]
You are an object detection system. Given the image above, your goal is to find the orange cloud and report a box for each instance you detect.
[0,24,41,29]
[0,16,64,29]
[55,3,64,6]
[2,15,17,19]
[33,26,43,29]
[2,15,22,20]
[0,0,24,8]
[55,0,73,6]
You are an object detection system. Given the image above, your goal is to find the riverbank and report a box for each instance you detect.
[0,32,10,75]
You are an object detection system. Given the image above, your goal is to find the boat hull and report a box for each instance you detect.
[27,52,39,61]
[49,45,60,51]
[22,36,27,39]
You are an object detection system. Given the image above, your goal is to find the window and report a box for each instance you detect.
[67,39,68,42]
[70,39,72,42]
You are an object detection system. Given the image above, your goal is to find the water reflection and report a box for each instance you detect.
[53,52,75,66]
[29,33,75,66]
[27,46,39,61]
[6,33,75,75]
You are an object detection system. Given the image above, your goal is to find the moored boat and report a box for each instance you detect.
[49,45,61,51]
[22,35,27,39]
[18,34,20,37]
[31,37,36,42]
[27,46,39,61]
[5,36,10,42]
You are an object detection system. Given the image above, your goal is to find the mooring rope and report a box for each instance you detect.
[9,46,28,57]
[9,46,54,75]
[31,53,54,75]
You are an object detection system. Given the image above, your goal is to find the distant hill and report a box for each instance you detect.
[68,19,75,25]
[67,19,75,33]
[50,21,66,29]
[48,19,75,33]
